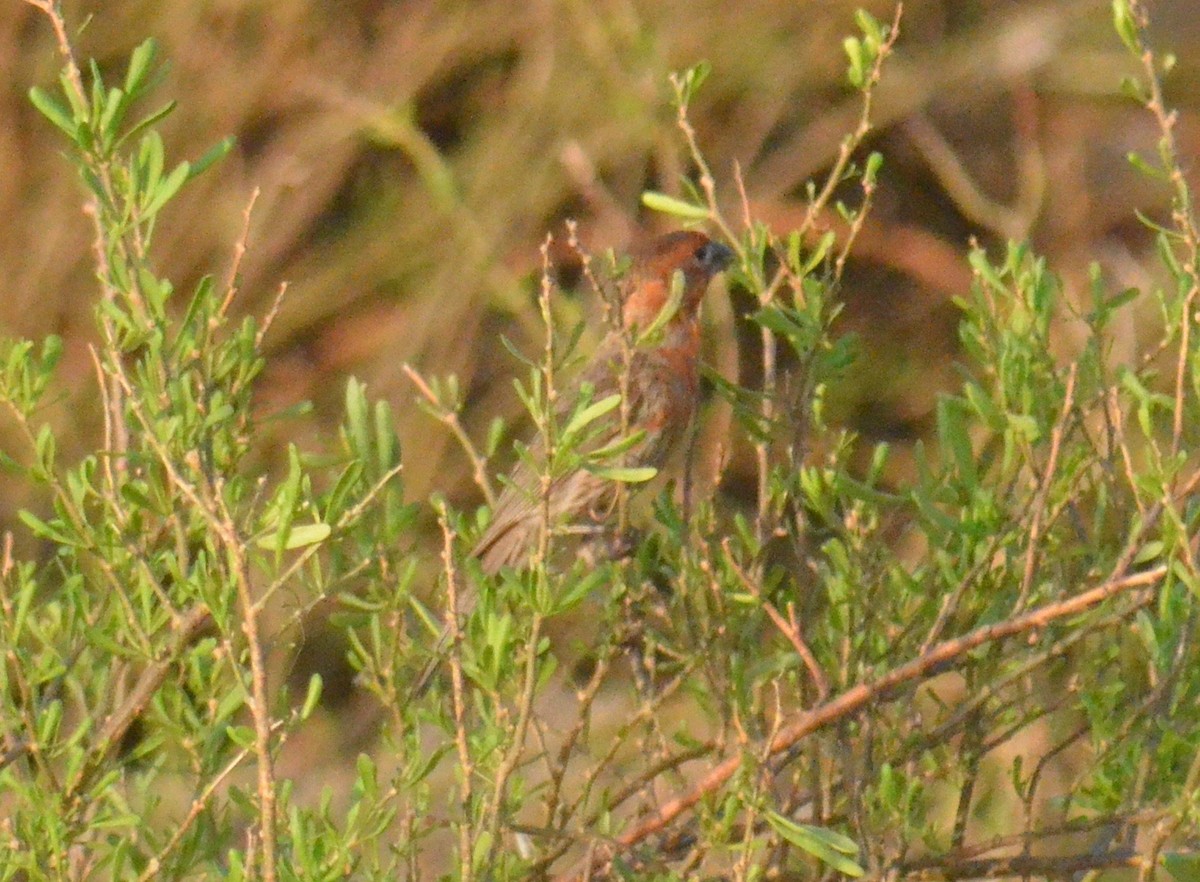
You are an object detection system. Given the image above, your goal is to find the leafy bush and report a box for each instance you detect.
[2,1,1198,880]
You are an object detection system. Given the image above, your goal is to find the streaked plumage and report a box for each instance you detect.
[414,230,732,694]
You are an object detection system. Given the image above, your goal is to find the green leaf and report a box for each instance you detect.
[37,700,64,743]
[373,398,400,476]
[190,135,235,178]
[586,465,657,483]
[256,521,331,552]
[844,36,866,88]
[675,61,712,105]
[968,248,1006,291]
[345,376,370,460]
[120,481,160,514]
[1112,0,1141,53]
[1127,150,1166,180]
[551,564,606,615]
[636,268,685,344]
[299,674,323,720]
[863,151,884,186]
[854,9,885,46]
[225,850,245,882]
[142,159,190,217]
[39,335,63,374]
[1090,285,1140,324]
[766,812,864,876]
[59,69,89,126]
[133,124,164,188]
[585,428,647,461]
[486,416,506,457]
[117,101,178,152]
[97,86,127,147]
[28,86,77,138]
[123,38,159,96]
[641,190,710,221]
[562,393,620,442]
[355,753,379,800]
[34,424,57,475]
[802,230,836,275]
[1133,540,1163,566]
[226,725,256,749]
[178,275,215,343]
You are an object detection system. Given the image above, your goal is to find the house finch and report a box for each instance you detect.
[474,229,734,572]
[415,229,732,692]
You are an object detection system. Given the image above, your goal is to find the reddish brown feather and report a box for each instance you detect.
[413,231,731,694]
[472,230,731,574]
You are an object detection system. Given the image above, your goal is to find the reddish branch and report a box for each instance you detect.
[559,560,1166,880]
[66,604,214,797]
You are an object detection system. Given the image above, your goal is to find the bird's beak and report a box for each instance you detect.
[707,241,735,273]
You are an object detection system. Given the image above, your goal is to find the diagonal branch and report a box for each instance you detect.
[560,555,1168,879]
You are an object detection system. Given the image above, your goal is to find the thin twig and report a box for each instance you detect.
[436,503,475,882]
[1016,362,1078,609]
[722,539,828,700]
[218,187,260,321]
[403,363,496,508]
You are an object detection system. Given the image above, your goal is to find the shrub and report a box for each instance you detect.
[2,1,1198,880]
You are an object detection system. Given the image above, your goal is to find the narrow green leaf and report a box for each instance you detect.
[299,674,323,720]
[1127,150,1166,180]
[562,393,620,442]
[864,151,884,186]
[373,398,400,475]
[586,465,657,483]
[968,249,1006,290]
[255,522,331,552]
[57,69,88,126]
[116,101,177,152]
[637,269,685,345]
[345,376,370,463]
[585,428,646,460]
[138,130,165,196]
[355,753,379,800]
[675,61,712,105]
[97,86,126,146]
[844,37,866,88]
[124,38,158,96]
[28,87,77,138]
[226,725,256,749]
[190,135,235,178]
[17,509,74,545]
[38,700,64,744]
[486,416,506,457]
[178,275,215,343]
[39,335,63,375]
[641,191,710,221]
[142,160,190,217]
[803,230,837,275]
[766,812,864,877]
[1112,0,1141,53]
[855,9,884,45]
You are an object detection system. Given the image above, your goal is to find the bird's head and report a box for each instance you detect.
[623,230,734,330]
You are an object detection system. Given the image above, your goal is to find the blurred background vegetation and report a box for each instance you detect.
[6,0,1197,505]
[5,0,1200,800]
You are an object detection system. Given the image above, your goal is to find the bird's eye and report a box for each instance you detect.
[694,240,733,271]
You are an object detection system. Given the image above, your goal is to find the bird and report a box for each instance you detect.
[415,229,733,692]
[475,229,734,571]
